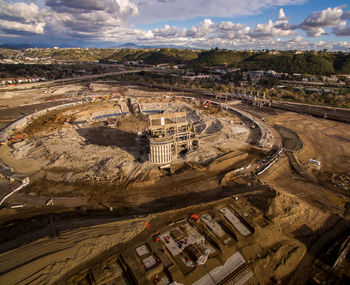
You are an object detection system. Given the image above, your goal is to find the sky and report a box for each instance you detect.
[0,0,349,50]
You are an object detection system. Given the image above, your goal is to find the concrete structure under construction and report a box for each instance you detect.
[148,112,198,164]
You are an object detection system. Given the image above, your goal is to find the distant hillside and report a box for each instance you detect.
[103,48,199,64]
[333,52,350,74]
[3,46,350,75]
[24,48,117,62]
[239,52,335,75]
[0,43,38,50]
[0,48,19,59]
[190,50,350,75]
[21,47,199,64]
[191,49,251,67]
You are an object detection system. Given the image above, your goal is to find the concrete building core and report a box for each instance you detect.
[148,112,198,164]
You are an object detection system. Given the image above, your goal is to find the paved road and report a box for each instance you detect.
[46,69,145,84]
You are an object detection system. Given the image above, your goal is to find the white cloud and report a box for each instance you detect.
[153,24,181,37]
[298,6,345,37]
[0,0,45,34]
[333,21,350,36]
[279,8,286,19]
[0,1,349,51]
[249,9,297,38]
[122,7,349,51]
[46,0,138,18]
[300,6,344,28]
[45,0,139,39]
[137,29,154,40]
[132,0,306,24]
[185,19,215,38]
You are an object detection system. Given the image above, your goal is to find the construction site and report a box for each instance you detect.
[0,81,350,285]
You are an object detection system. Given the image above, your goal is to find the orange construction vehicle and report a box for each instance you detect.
[8,134,23,143]
[190,213,200,222]
[54,115,61,123]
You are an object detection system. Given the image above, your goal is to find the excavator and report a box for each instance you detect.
[6,134,24,145]
[200,97,211,108]
[54,115,61,123]
[102,94,110,101]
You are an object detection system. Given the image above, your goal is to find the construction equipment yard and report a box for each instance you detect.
[0,82,350,285]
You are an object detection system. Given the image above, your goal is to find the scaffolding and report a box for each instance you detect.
[148,112,198,164]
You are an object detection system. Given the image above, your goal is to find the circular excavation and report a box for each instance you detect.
[1,83,350,285]
[3,95,265,206]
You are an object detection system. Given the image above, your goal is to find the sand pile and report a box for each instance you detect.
[12,125,138,184]
[256,242,306,281]
[267,193,331,235]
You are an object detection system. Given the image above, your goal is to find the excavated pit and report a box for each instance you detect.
[7,100,252,190]
[77,127,138,148]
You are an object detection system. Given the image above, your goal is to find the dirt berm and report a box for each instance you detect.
[207,151,248,172]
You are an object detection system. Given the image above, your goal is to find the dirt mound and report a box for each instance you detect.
[186,109,201,122]
[205,118,223,134]
[22,110,69,137]
[257,242,306,281]
[12,125,138,185]
[117,113,148,133]
[267,193,331,234]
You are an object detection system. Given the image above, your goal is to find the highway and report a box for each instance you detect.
[46,68,145,84]
[1,68,147,90]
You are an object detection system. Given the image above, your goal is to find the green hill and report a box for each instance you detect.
[333,52,350,74]
[190,50,346,75]
[190,49,250,67]
[104,48,199,64]
[238,52,335,75]
[24,48,116,61]
[12,47,350,75]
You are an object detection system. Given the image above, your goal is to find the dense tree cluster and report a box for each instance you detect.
[103,48,198,64]
[190,50,350,75]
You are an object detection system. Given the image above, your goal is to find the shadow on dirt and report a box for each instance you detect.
[77,127,138,148]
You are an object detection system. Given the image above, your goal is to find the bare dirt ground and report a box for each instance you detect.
[0,196,309,285]
[1,83,350,284]
[0,84,84,108]
[264,112,350,213]
[258,111,350,284]
[0,216,147,284]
